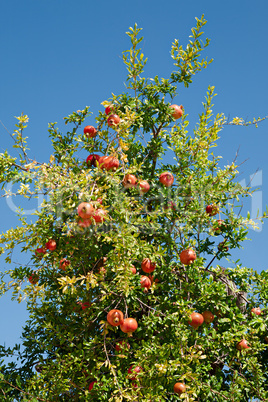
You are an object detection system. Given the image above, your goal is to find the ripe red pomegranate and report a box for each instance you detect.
[28,273,39,285]
[107,114,120,127]
[115,340,130,352]
[77,202,94,219]
[236,339,250,350]
[170,104,184,119]
[98,155,120,171]
[128,365,143,381]
[86,154,100,167]
[251,307,262,316]
[107,309,124,326]
[179,249,196,265]
[139,180,150,194]
[59,258,70,271]
[88,381,97,391]
[46,239,57,251]
[120,318,138,336]
[214,219,225,234]
[141,258,156,273]
[105,105,114,115]
[81,302,91,310]
[78,218,92,228]
[35,247,46,258]
[188,312,204,329]
[92,209,107,223]
[202,311,214,324]
[159,172,174,187]
[140,276,151,292]
[173,382,186,395]
[130,265,136,274]
[206,204,219,216]
[84,125,97,138]
[122,174,137,189]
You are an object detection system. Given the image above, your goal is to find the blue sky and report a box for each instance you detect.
[0,0,268,355]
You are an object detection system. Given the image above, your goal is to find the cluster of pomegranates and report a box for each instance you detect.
[30,239,58,283]
[77,201,107,228]
[35,239,57,258]
[84,102,183,140]
[188,309,260,351]
[86,155,176,195]
[205,203,227,237]
[188,311,213,329]
[107,309,138,337]
[83,104,181,201]
[139,258,158,292]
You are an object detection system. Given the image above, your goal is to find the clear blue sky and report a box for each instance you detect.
[0,0,268,355]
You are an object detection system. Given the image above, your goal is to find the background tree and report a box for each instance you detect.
[0,16,268,401]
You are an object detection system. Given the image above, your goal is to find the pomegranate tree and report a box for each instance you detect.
[0,17,266,402]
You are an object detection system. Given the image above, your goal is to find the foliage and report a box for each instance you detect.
[0,16,268,401]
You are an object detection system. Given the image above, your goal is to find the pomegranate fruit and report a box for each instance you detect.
[173,382,186,395]
[120,318,138,336]
[139,180,150,194]
[107,114,120,127]
[28,273,39,285]
[140,276,151,291]
[59,258,70,271]
[251,307,262,316]
[128,365,143,381]
[88,381,97,391]
[170,104,184,119]
[105,105,114,115]
[35,247,46,258]
[92,208,107,223]
[130,265,136,274]
[84,125,97,138]
[46,239,57,251]
[107,309,124,326]
[81,302,91,310]
[122,174,137,189]
[141,258,156,273]
[202,311,214,324]
[115,340,130,352]
[179,249,196,265]
[214,219,225,235]
[236,339,250,350]
[86,154,100,167]
[77,202,94,219]
[188,312,204,329]
[218,242,229,252]
[78,218,92,228]
[159,171,174,187]
[206,204,219,216]
[99,155,120,171]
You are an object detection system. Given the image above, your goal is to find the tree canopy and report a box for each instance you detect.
[0,16,268,401]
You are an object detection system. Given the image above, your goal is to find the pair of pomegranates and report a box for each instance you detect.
[107,309,138,337]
